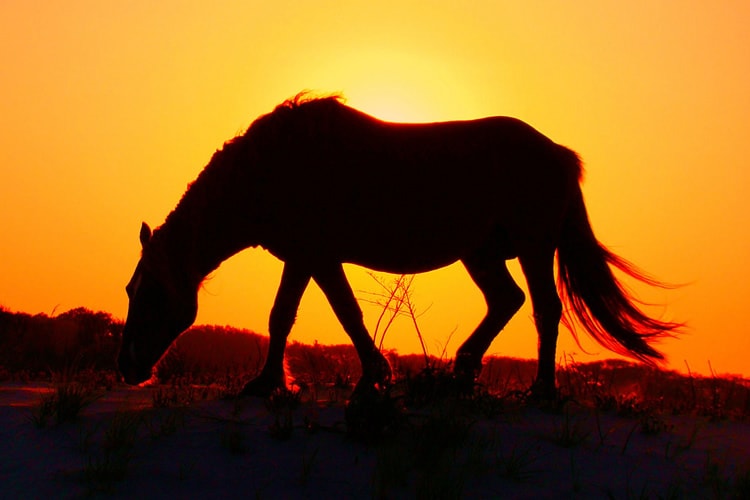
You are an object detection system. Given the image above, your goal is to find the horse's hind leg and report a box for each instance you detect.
[313,264,392,391]
[518,250,562,399]
[240,263,310,397]
[456,251,525,385]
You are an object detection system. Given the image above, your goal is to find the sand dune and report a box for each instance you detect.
[2,381,749,498]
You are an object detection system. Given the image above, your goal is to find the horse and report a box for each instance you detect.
[118,93,679,399]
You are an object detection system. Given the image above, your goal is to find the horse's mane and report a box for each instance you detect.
[274,91,346,112]
[153,93,349,247]
[243,92,350,144]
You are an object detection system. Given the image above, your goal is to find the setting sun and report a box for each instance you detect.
[1,1,749,378]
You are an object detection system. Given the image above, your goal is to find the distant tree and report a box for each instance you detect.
[57,307,119,345]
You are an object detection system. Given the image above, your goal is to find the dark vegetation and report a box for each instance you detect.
[1,305,749,421]
[0,306,122,384]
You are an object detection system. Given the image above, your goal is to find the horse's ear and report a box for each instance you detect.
[139,222,152,248]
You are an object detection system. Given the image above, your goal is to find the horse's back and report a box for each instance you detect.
[251,101,581,268]
[315,110,578,220]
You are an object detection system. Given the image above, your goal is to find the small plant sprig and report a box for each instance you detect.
[152,384,196,408]
[266,387,301,440]
[102,411,142,454]
[299,447,319,486]
[82,410,142,494]
[146,407,186,439]
[664,419,704,459]
[372,440,411,497]
[77,421,100,453]
[83,452,131,494]
[362,273,430,363]
[548,403,591,448]
[639,411,673,436]
[220,422,247,454]
[496,442,542,483]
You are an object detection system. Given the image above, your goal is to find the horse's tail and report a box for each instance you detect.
[556,180,680,363]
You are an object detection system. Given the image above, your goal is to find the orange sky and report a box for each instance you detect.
[2,2,749,377]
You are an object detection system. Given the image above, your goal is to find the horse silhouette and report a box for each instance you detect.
[118,94,679,399]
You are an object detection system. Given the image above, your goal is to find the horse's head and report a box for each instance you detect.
[118,223,198,385]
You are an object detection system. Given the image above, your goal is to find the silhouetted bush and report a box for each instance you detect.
[0,306,120,378]
[1,305,749,421]
[153,325,268,383]
[286,341,363,388]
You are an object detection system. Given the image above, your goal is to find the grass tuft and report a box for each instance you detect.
[496,442,542,483]
[28,382,101,427]
[81,410,142,494]
[220,422,248,454]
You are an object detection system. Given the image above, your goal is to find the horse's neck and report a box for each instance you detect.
[159,198,255,286]
[158,137,262,284]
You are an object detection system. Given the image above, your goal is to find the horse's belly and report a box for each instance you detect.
[343,245,464,274]
[261,216,486,273]
[335,218,500,272]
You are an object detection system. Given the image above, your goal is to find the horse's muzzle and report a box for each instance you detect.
[117,350,152,385]
[119,365,152,385]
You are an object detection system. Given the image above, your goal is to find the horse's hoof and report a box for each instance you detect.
[453,354,481,395]
[362,354,393,391]
[346,381,400,442]
[453,372,477,397]
[454,352,481,376]
[239,376,284,398]
[527,381,558,406]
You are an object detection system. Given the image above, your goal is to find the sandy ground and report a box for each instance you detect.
[1,382,749,499]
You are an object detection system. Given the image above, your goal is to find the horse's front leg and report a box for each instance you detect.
[240,263,310,397]
[313,264,392,392]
